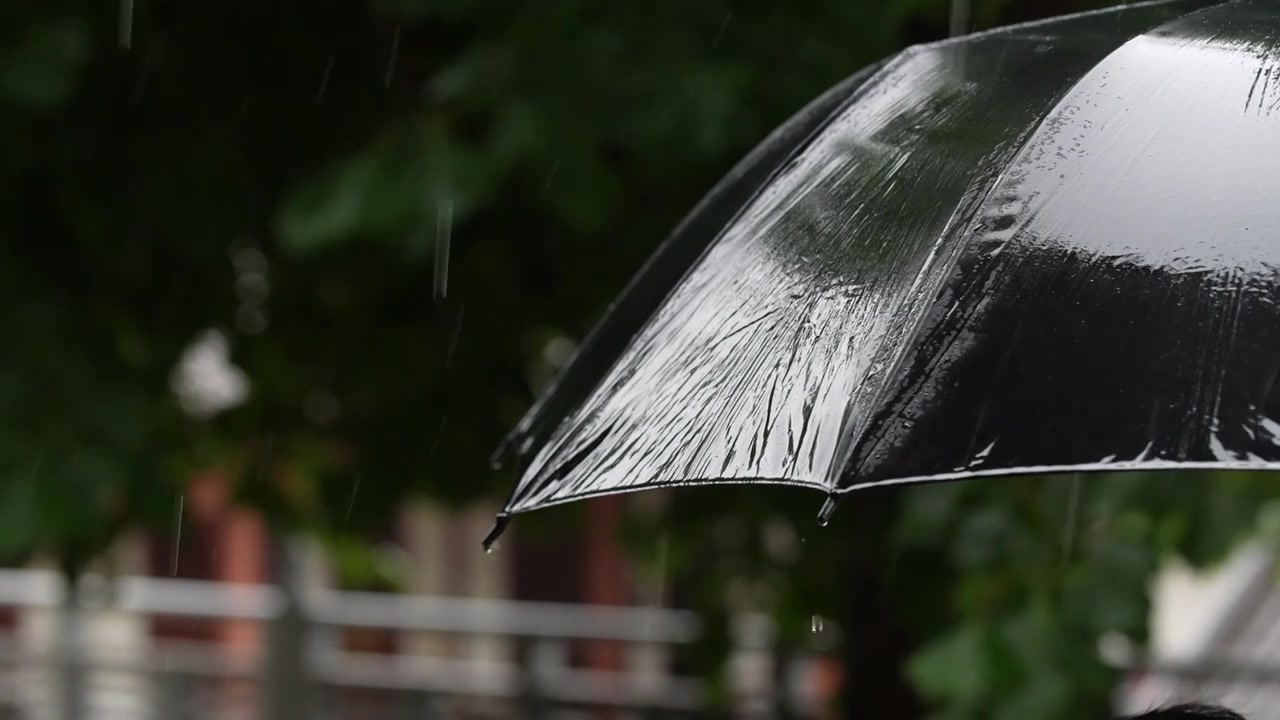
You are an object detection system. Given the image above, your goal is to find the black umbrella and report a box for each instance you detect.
[487,0,1280,547]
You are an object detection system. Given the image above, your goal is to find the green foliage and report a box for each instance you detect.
[0,16,89,111]
[908,621,995,711]
[325,536,410,592]
[0,0,946,563]
[619,471,1280,717]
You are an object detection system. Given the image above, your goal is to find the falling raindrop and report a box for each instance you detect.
[118,0,134,50]
[169,495,184,576]
[949,0,971,37]
[434,199,452,303]
[1062,473,1082,562]
[343,475,361,531]
[811,615,825,634]
[384,25,401,88]
[539,159,561,200]
[445,305,465,365]
[316,56,335,104]
[653,533,669,606]
[710,12,732,50]
[644,533,670,638]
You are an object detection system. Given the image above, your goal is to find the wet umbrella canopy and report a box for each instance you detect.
[487,0,1280,545]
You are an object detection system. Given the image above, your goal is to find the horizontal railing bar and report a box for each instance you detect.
[0,569,64,606]
[1133,657,1280,685]
[0,569,771,644]
[115,576,283,621]
[307,589,702,643]
[0,631,707,707]
[312,650,705,708]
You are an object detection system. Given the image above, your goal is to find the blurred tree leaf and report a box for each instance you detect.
[0,16,88,111]
[907,621,994,711]
[0,458,41,559]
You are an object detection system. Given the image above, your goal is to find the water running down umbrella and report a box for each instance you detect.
[487,0,1280,548]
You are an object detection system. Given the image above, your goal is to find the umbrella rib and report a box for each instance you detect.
[711,308,780,349]
[823,180,1002,493]
[825,1,1214,499]
[489,59,897,474]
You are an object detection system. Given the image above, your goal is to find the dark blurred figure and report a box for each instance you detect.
[1123,705,1245,719]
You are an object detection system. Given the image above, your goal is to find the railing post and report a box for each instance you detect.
[57,574,86,720]
[406,688,441,718]
[261,535,310,720]
[773,647,797,720]
[519,638,549,720]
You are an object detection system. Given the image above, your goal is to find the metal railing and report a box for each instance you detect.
[0,568,822,720]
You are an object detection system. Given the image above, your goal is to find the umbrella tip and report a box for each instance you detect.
[482,513,512,552]
[817,496,840,527]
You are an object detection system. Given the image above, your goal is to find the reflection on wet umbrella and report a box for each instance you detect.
[487,0,1280,547]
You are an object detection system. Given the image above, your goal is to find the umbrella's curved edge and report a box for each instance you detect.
[484,55,904,547]
[837,460,1280,493]
[821,460,1280,523]
[484,459,1280,550]
[488,55,897,472]
[921,0,1220,50]
[483,475,832,550]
